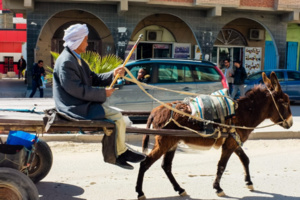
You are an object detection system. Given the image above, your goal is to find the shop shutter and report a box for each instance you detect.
[264,41,277,70]
[286,42,298,70]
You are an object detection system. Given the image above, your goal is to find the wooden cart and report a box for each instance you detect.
[0,99,227,200]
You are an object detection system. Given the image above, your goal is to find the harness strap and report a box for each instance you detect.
[267,88,285,122]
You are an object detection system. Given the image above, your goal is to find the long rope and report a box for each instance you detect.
[122,67,284,130]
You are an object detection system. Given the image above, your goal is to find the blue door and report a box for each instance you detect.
[286,42,298,70]
[264,41,277,70]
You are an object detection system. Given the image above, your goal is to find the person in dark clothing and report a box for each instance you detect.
[29,60,45,98]
[230,60,247,99]
[17,56,27,79]
[137,68,150,83]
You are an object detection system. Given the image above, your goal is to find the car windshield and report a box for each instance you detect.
[247,71,271,80]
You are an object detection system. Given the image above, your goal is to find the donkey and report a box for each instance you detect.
[136,72,293,200]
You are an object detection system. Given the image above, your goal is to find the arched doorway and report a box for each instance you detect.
[35,10,114,68]
[126,14,198,60]
[213,18,273,75]
[52,22,101,54]
[212,28,247,69]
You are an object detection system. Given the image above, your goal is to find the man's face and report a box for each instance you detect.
[38,62,43,67]
[224,60,230,68]
[76,36,88,54]
[137,69,146,79]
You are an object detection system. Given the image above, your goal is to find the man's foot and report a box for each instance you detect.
[115,158,133,170]
[118,149,146,163]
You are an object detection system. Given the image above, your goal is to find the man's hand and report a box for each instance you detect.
[114,66,125,77]
[105,88,115,97]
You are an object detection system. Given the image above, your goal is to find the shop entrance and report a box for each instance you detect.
[137,43,172,59]
[212,47,244,69]
[212,29,246,69]
[4,57,14,73]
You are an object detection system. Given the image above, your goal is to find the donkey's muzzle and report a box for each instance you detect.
[282,115,293,129]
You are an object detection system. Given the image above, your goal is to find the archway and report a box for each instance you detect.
[52,22,101,54]
[127,14,198,60]
[213,18,277,75]
[35,10,114,67]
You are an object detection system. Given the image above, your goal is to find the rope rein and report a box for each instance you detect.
[122,67,285,131]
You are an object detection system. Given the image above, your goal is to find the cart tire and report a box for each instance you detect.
[28,139,53,183]
[0,167,39,200]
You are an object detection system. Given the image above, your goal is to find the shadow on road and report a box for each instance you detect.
[230,190,300,200]
[36,181,85,200]
[119,190,300,200]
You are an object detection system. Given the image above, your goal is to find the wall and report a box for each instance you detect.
[223,18,266,69]
[26,2,288,86]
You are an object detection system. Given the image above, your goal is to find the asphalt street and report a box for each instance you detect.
[36,139,300,200]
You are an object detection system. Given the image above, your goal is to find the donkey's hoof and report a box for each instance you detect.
[247,184,254,191]
[179,190,187,196]
[216,191,226,197]
[138,195,146,200]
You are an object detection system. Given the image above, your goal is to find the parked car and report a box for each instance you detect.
[107,59,228,111]
[244,69,300,102]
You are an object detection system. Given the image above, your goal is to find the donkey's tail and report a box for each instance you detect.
[142,114,154,154]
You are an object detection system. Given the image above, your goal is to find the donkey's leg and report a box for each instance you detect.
[136,137,178,200]
[234,147,254,190]
[213,146,235,197]
[161,147,187,196]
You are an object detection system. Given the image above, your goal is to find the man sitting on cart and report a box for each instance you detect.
[52,23,145,170]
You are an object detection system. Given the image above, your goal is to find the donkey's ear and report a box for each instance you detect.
[270,72,282,92]
[262,72,273,89]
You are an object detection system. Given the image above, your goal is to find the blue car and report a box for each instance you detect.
[244,69,300,102]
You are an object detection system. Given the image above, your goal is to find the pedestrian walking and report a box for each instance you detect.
[230,60,247,99]
[222,59,234,94]
[29,60,45,98]
[17,56,26,79]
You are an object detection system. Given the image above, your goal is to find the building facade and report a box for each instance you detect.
[0,0,27,77]
[3,0,300,85]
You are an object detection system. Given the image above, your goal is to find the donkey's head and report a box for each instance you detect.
[262,72,293,129]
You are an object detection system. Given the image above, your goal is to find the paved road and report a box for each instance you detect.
[36,139,300,200]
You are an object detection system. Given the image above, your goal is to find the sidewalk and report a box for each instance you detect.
[0,77,53,98]
[0,77,299,142]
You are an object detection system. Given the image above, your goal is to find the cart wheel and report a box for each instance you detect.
[28,139,53,183]
[0,167,39,200]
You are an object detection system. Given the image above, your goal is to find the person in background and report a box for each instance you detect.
[29,60,45,98]
[222,59,234,95]
[52,23,145,170]
[17,56,27,79]
[229,60,247,99]
[137,68,150,83]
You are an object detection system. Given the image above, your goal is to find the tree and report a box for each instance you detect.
[45,51,123,84]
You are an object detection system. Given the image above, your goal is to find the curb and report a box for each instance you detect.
[1,131,300,144]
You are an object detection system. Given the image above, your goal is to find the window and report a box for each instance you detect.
[274,72,284,82]
[287,71,300,81]
[0,13,13,29]
[158,64,179,83]
[193,65,221,82]
[125,64,152,85]
[157,64,193,83]
[247,72,264,80]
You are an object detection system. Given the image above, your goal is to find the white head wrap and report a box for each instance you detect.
[63,24,89,50]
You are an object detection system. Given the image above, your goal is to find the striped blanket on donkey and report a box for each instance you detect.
[185,89,235,134]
